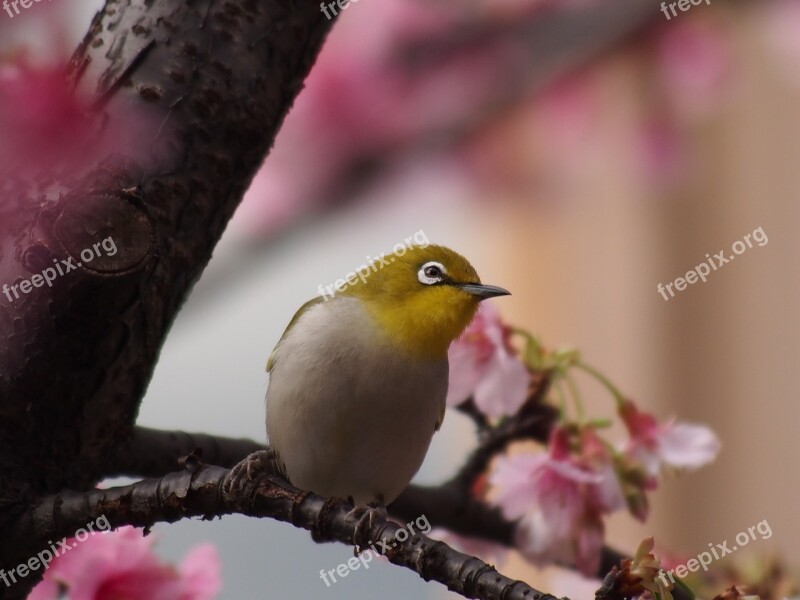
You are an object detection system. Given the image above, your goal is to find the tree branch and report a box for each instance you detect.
[102,428,633,581]
[7,463,560,600]
[112,426,266,478]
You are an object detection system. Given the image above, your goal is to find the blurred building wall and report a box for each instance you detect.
[473,12,797,585]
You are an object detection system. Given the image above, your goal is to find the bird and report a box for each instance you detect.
[260,244,509,507]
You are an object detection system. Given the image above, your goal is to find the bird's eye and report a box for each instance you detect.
[418,261,446,285]
[424,265,442,278]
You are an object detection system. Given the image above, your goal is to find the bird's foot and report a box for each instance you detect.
[224,449,280,497]
[347,497,388,555]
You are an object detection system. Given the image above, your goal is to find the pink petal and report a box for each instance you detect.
[179,544,222,600]
[574,519,604,577]
[489,453,551,519]
[489,452,595,521]
[657,422,721,470]
[447,303,528,416]
[588,464,626,514]
[514,509,574,567]
[27,578,59,600]
[446,341,487,407]
[620,402,660,442]
[544,459,604,486]
[30,527,220,600]
[472,348,529,417]
[622,443,662,478]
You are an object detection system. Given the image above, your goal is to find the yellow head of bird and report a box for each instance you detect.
[342,244,509,359]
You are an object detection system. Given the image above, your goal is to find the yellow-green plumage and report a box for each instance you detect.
[265,244,508,505]
[340,246,484,360]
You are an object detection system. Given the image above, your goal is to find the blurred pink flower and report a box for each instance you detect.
[654,19,731,120]
[0,63,87,171]
[489,427,624,575]
[532,75,598,154]
[460,72,601,196]
[29,526,221,600]
[620,400,721,477]
[234,0,459,236]
[0,61,160,179]
[636,118,686,187]
[234,0,528,237]
[446,303,528,417]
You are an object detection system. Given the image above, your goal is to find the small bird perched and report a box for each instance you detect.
[265,244,509,506]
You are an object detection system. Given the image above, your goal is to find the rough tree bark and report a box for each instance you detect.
[0,0,664,598]
[0,0,333,596]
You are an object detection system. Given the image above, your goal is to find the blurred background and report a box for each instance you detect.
[2,0,798,597]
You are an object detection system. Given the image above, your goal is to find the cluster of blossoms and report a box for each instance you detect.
[233,0,800,239]
[29,526,221,600]
[444,303,721,577]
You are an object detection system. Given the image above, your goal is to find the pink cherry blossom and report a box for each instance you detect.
[28,526,221,600]
[489,427,624,575]
[654,19,731,120]
[620,400,721,477]
[0,61,160,180]
[446,303,529,417]
[0,64,84,169]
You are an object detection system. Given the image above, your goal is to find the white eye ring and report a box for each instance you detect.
[418,261,446,285]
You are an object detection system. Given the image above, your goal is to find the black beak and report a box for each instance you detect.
[458,283,511,300]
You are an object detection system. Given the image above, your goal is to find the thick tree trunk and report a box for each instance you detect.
[0,0,333,594]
